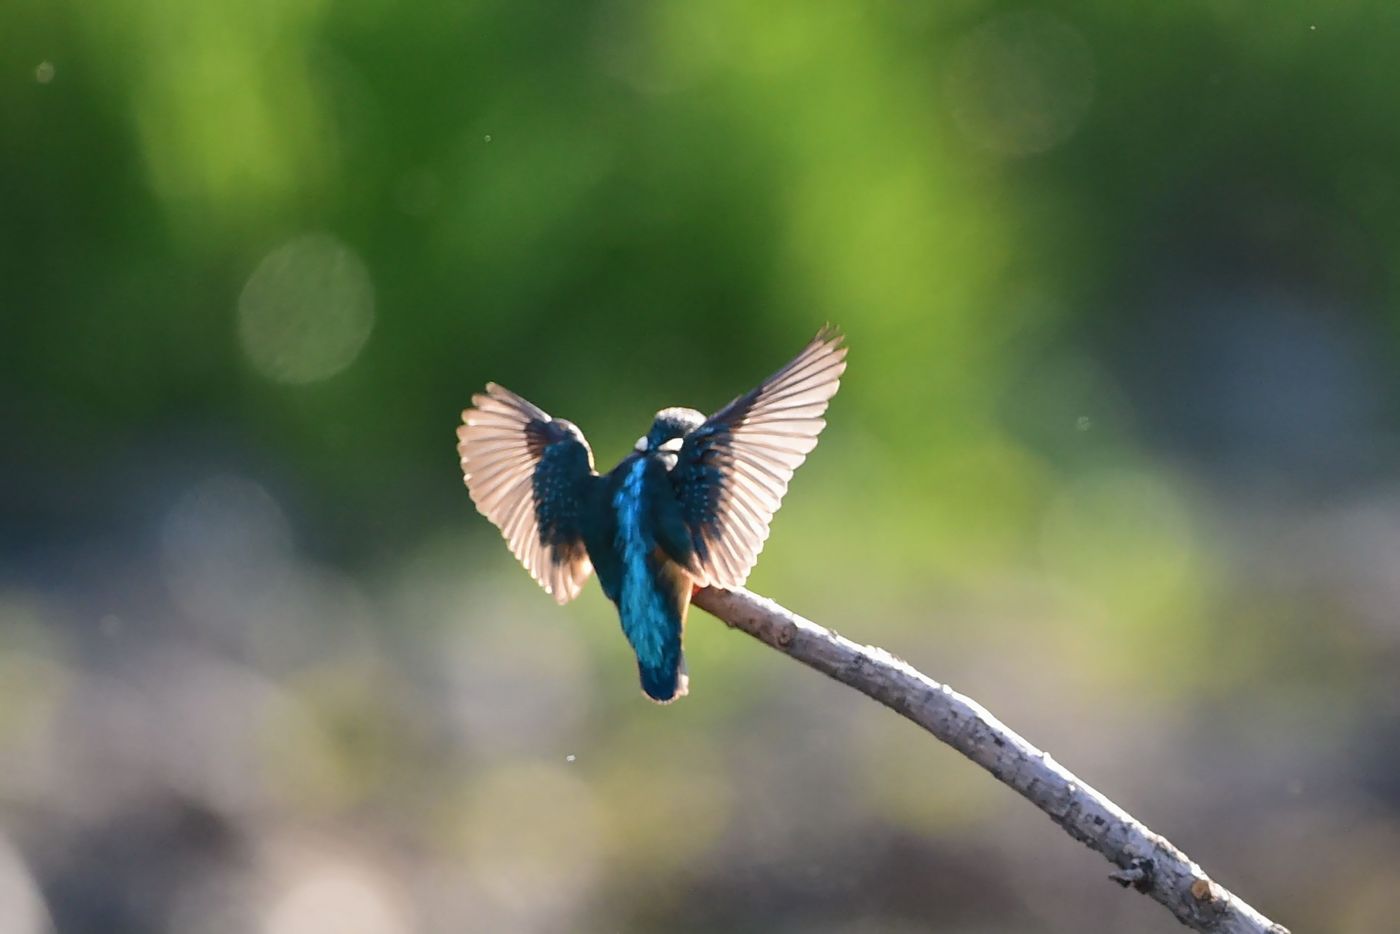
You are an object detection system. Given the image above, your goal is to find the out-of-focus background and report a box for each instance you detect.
[3,2,1399,932]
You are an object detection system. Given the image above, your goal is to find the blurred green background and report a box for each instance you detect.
[3,1,1399,932]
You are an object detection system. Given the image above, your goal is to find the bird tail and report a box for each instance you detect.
[622,559,693,704]
[638,651,689,704]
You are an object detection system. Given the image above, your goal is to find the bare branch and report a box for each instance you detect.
[692,586,1290,934]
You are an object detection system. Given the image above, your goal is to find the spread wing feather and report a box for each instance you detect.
[671,326,847,588]
[457,383,596,603]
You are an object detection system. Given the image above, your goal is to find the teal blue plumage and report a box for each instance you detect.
[457,328,847,702]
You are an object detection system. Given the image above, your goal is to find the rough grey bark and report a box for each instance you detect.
[692,586,1290,934]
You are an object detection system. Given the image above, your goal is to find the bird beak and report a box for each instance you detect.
[658,437,684,453]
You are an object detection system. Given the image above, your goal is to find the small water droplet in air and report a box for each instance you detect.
[565,754,576,763]
[35,61,55,84]
[1076,415,1092,431]
[483,134,492,143]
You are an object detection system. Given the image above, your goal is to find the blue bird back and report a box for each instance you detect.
[606,455,690,702]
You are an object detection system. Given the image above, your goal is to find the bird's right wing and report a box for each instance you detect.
[669,326,847,588]
[457,383,597,603]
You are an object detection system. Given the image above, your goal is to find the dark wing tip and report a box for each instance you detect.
[812,323,846,352]
[471,382,550,420]
[802,324,849,378]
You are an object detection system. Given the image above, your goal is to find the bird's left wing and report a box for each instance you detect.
[669,326,847,589]
[457,383,597,603]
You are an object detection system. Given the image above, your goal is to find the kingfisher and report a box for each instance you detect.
[456,327,847,703]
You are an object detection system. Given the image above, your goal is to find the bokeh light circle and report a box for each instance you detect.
[161,474,294,630]
[263,859,412,934]
[238,233,375,384]
[456,764,605,928]
[0,836,52,934]
[945,12,1096,157]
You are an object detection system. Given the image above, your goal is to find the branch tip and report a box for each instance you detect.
[692,585,1288,934]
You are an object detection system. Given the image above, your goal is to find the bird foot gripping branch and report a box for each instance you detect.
[1109,857,1156,892]
[456,327,847,702]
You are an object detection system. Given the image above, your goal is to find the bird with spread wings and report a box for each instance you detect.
[457,327,847,702]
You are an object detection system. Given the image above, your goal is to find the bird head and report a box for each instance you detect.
[635,407,705,454]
